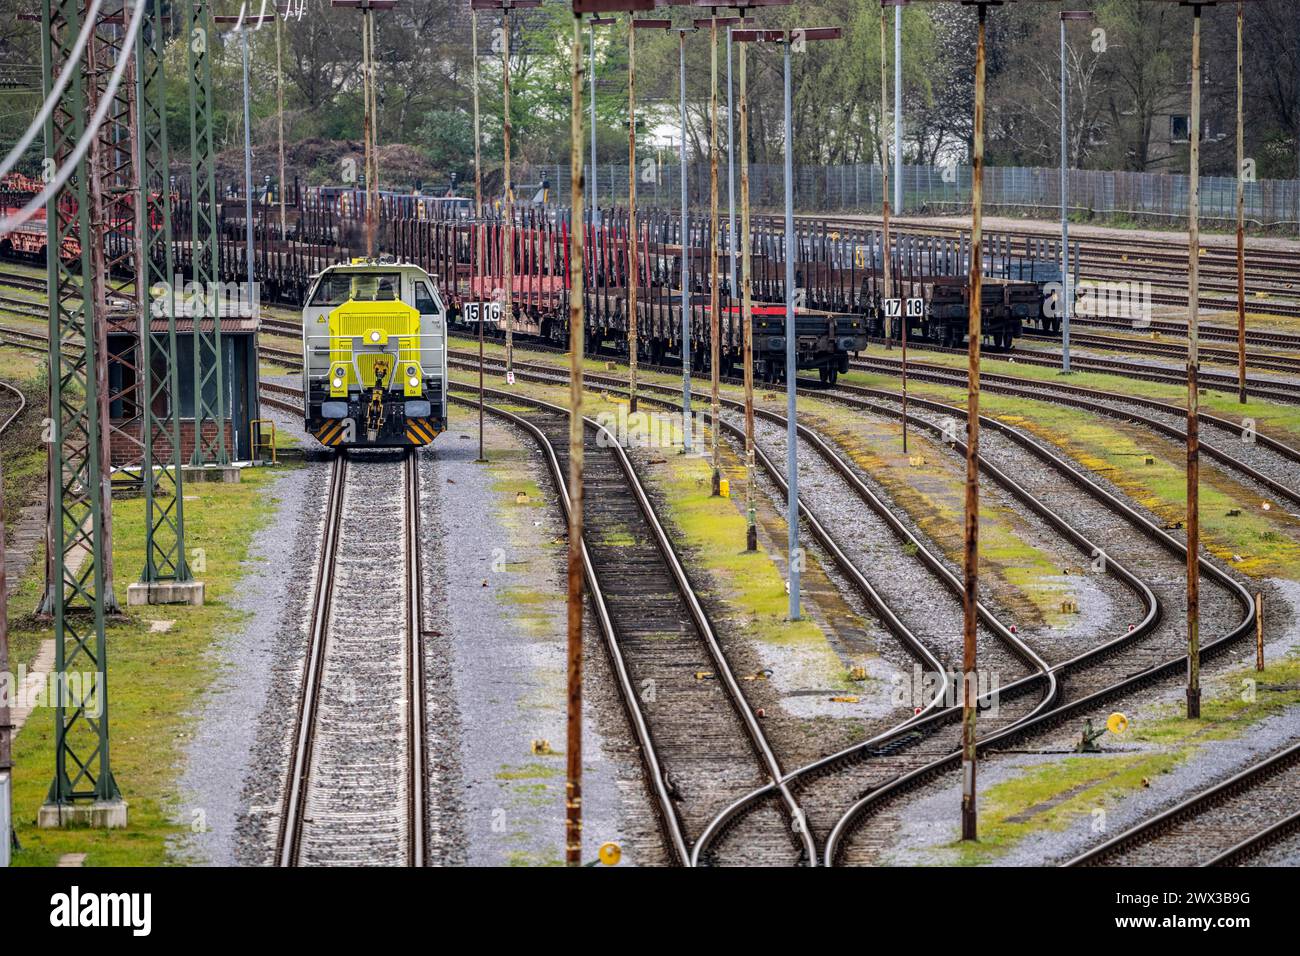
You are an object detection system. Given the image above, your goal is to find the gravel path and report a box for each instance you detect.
[434,406,660,866]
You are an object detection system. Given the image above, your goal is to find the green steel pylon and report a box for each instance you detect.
[136,0,191,585]
[185,0,228,466]
[41,0,121,815]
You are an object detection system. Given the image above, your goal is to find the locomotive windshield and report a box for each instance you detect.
[308,270,402,306]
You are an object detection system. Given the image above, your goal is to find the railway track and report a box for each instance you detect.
[0,377,27,437]
[1020,330,1300,376]
[443,384,816,865]
[793,214,1300,317]
[853,353,1300,509]
[1066,741,1300,867]
[275,449,429,867]
[447,348,1256,866]
[855,341,1300,405]
[1037,313,1300,351]
[443,358,1061,864]
[817,383,1255,865]
[0,268,48,295]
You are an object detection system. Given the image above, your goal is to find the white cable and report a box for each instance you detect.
[0,0,145,236]
[0,0,106,181]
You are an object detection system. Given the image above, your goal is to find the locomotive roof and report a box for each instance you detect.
[312,260,437,281]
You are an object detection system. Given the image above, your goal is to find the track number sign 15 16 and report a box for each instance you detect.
[464,301,503,324]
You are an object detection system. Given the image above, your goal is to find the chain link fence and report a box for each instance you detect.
[518,161,1300,232]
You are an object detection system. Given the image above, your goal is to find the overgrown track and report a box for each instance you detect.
[447,385,817,866]
[790,214,1300,318]
[854,352,1300,508]
[443,352,1193,864]
[1024,313,1300,351]
[1020,329,1300,377]
[1067,741,1300,867]
[446,349,1254,867]
[0,377,27,437]
[855,341,1300,405]
[275,449,429,867]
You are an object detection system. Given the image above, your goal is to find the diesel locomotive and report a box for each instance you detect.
[301,259,448,448]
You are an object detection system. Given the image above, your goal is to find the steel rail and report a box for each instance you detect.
[448,387,820,864]
[404,450,428,867]
[853,354,1300,508]
[448,352,1256,870]
[1067,739,1300,867]
[276,452,347,867]
[854,352,1300,465]
[0,378,27,437]
[1027,313,1300,351]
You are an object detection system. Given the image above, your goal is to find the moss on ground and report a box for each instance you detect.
[944,649,1300,865]
[8,444,300,866]
[798,397,1079,631]
[452,366,864,692]
[839,369,1300,581]
[840,349,1300,447]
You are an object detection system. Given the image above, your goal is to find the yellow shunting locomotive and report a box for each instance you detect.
[301,259,448,448]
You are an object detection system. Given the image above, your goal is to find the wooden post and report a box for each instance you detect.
[627,15,639,415]
[1256,592,1264,671]
[961,0,988,843]
[1186,3,1203,720]
[565,11,586,868]
[740,39,757,552]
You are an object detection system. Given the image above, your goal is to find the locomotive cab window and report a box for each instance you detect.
[351,273,400,302]
[414,280,438,315]
[308,273,352,307]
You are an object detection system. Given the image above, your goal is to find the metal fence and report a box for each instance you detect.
[518,161,1300,231]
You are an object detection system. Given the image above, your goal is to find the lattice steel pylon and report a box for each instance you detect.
[92,8,145,476]
[185,0,228,465]
[39,0,124,825]
[134,0,192,589]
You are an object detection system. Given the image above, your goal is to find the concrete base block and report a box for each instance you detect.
[181,464,242,483]
[127,580,205,607]
[38,798,129,829]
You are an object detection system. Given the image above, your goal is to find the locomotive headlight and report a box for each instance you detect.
[370,330,381,343]
[330,362,349,397]
[408,376,420,388]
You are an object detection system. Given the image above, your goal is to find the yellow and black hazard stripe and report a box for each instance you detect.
[316,420,347,447]
[405,418,437,446]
